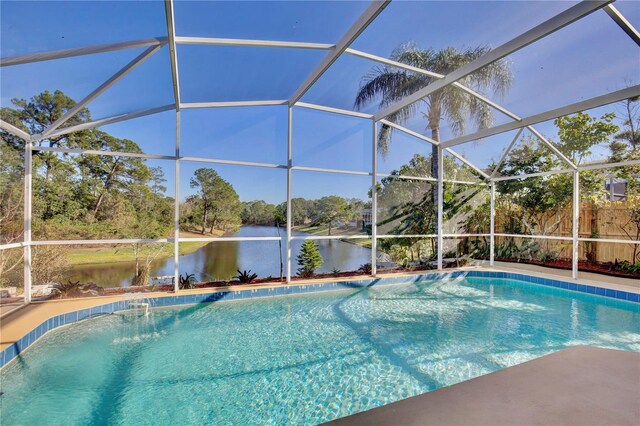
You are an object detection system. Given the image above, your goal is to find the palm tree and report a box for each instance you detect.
[354,44,513,178]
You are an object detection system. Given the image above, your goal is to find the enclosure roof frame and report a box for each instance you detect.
[1,0,636,175]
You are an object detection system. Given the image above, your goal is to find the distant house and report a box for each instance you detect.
[361,208,372,227]
[603,175,639,201]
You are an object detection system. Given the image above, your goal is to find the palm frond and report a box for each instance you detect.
[354,43,513,152]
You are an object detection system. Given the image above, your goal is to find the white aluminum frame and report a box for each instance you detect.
[489,182,496,266]
[437,146,444,270]
[604,4,640,46]
[288,0,390,106]
[2,0,639,306]
[0,37,167,67]
[23,140,32,303]
[40,44,164,138]
[572,171,580,279]
[286,106,293,283]
[374,1,612,121]
[181,100,287,109]
[442,85,640,149]
[0,120,30,141]
[371,121,378,276]
[175,36,334,50]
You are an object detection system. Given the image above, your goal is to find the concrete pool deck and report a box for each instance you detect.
[327,345,640,426]
[1,266,639,354]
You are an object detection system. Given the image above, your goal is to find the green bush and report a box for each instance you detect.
[179,273,196,289]
[297,240,323,278]
[234,269,258,283]
[358,263,372,274]
[619,260,640,274]
[540,250,559,263]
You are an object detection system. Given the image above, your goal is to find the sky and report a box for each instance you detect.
[1,0,639,203]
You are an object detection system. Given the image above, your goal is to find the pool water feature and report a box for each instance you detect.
[1,276,639,425]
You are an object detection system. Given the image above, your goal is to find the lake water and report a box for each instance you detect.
[65,226,372,287]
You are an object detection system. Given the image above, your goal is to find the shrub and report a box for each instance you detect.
[50,281,104,299]
[455,257,471,267]
[517,240,540,261]
[420,261,436,270]
[234,269,258,284]
[297,240,323,277]
[540,250,559,263]
[470,239,489,259]
[619,260,640,274]
[131,264,150,287]
[358,263,372,274]
[179,273,196,289]
[31,245,68,285]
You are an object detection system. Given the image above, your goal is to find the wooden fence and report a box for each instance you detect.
[495,201,639,263]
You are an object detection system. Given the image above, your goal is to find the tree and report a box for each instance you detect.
[190,168,242,234]
[493,112,621,262]
[613,95,639,152]
[275,198,316,226]
[0,107,29,149]
[241,200,277,225]
[377,153,486,260]
[4,90,174,243]
[0,143,24,244]
[149,166,167,195]
[11,90,92,182]
[0,143,24,288]
[354,44,512,178]
[611,96,640,192]
[313,196,356,235]
[554,112,619,262]
[76,131,153,219]
[494,138,569,235]
[610,96,640,263]
[296,240,323,277]
[555,112,619,166]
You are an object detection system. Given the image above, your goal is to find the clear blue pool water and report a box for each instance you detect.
[1,276,639,425]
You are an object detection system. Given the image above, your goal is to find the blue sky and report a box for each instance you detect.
[1,0,639,203]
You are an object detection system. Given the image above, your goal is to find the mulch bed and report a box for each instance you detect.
[495,258,640,279]
[34,258,637,302]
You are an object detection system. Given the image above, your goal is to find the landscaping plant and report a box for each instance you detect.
[234,269,258,284]
[179,273,196,290]
[297,240,323,278]
[50,280,104,299]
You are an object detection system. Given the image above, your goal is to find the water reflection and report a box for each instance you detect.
[65,226,372,287]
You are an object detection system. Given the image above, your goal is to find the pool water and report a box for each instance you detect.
[1,276,639,425]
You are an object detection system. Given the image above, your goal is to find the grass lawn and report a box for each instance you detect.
[65,229,226,266]
[293,224,372,249]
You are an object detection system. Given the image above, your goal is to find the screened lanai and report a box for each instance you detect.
[1,0,639,306]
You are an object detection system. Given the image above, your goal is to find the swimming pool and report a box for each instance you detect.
[1,274,639,425]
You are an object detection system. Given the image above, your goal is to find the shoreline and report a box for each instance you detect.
[60,225,374,270]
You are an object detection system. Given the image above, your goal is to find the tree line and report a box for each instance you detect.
[180,172,372,236]
[1,87,638,286]
[1,90,174,241]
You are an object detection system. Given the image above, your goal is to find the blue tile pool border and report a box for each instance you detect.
[1,270,638,368]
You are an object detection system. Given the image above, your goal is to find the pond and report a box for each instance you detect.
[65,226,373,287]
